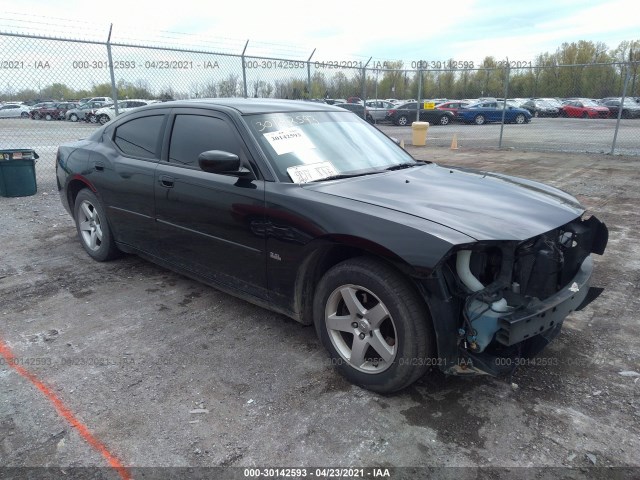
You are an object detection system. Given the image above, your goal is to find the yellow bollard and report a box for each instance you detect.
[451,134,458,150]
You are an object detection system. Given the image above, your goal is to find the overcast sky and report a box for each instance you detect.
[0,0,637,63]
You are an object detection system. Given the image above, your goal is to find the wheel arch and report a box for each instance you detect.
[293,236,437,326]
[66,177,97,213]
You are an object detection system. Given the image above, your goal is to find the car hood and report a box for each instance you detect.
[305,164,584,241]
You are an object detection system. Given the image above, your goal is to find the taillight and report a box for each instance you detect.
[389,109,396,114]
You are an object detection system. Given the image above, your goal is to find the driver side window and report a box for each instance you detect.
[168,114,241,168]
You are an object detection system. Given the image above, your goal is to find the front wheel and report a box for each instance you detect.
[582,111,589,119]
[474,114,485,125]
[396,115,409,126]
[74,189,120,262]
[45,113,53,121]
[514,113,526,124]
[20,112,29,118]
[98,114,110,125]
[69,113,79,122]
[314,257,434,393]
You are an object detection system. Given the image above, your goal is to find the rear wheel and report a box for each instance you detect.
[69,113,79,122]
[74,189,120,262]
[396,115,409,126]
[98,114,110,125]
[314,257,434,393]
[439,114,450,125]
[45,113,53,121]
[20,112,29,118]
[582,111,589,119]
[474,114,486,125]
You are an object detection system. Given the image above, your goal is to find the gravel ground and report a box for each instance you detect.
[0,145,638,479]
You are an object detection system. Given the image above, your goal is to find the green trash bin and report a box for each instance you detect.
[0,149,39,197]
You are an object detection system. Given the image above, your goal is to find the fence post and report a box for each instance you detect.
[498,59,510,148]
[416,68,423,122]
[611,63,630,155]
[361,58,372,121]
[241,40,249,98]
[106,24,119,115]
[307,49,316,98]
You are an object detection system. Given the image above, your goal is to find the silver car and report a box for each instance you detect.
[365,99,396,122]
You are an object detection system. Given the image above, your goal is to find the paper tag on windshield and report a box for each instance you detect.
[287,161,338,184]
[263,127,314,155]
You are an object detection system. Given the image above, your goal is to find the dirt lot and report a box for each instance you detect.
[0,145,638,479]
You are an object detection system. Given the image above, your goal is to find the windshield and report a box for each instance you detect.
[582,99,600,107]
[245,111,416,183]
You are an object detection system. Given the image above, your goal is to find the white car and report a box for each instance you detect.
[0,104,30,118]
[94,99,157,125]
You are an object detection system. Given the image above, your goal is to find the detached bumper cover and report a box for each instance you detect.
[496,255,593,346]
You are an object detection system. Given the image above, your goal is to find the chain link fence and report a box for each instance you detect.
[1,30,639,186]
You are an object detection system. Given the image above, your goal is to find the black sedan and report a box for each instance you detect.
[601,99,640,119]
[521,99,560,118]
[385,102,455,126]
[56,99,608,393]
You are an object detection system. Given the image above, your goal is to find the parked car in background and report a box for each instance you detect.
[94,100,156,125]
[456,101,532,125]
[335,102,373,123]
[65,101,110,122]
[55,98,608,393]
[364,99,396,122]
[600,98,640,119]
[385,102,455,126]
[323,99,346,105]
[560,99,610,119]
[0,103,31,118]
[30,102,78,120]
[521,99,560,117]
[436,101,470,115]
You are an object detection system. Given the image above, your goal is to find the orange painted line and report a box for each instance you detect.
[0,338,131,480]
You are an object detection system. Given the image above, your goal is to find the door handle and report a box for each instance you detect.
[159,175,174,188]
[94,162,104,171]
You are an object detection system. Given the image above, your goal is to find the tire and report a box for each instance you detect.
[20,112,29,118]
[621,110,629,119]
[560,110,567,118]
[74,189,120,262]
[474,114,485,125]
[45,113,53,121]
[396,115,409,126]
[582,111,589,119]
[98,114,110,125]
[69,113,78,122]
[366,115,374,124]
[313,257,434,393]
[534,111,539,118]
[32,113,41,120]
[439,114,450,125]
[514,113,526,124]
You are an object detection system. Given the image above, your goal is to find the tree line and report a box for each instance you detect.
[2,39,639,103]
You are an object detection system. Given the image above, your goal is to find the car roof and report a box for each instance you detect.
[139,98,342,115]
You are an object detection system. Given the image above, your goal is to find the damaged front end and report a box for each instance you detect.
[433,214,608,376]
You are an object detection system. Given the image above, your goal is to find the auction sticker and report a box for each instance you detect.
[287,161,338,184]
[263,127,315,155]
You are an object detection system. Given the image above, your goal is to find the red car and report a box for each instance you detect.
[30,102,77,120]
[560,100,609,119]
[436,101,470,114]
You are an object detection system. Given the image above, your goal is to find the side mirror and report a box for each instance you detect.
[198,150,253,177]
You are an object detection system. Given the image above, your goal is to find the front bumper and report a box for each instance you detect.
[496,255,593,346]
